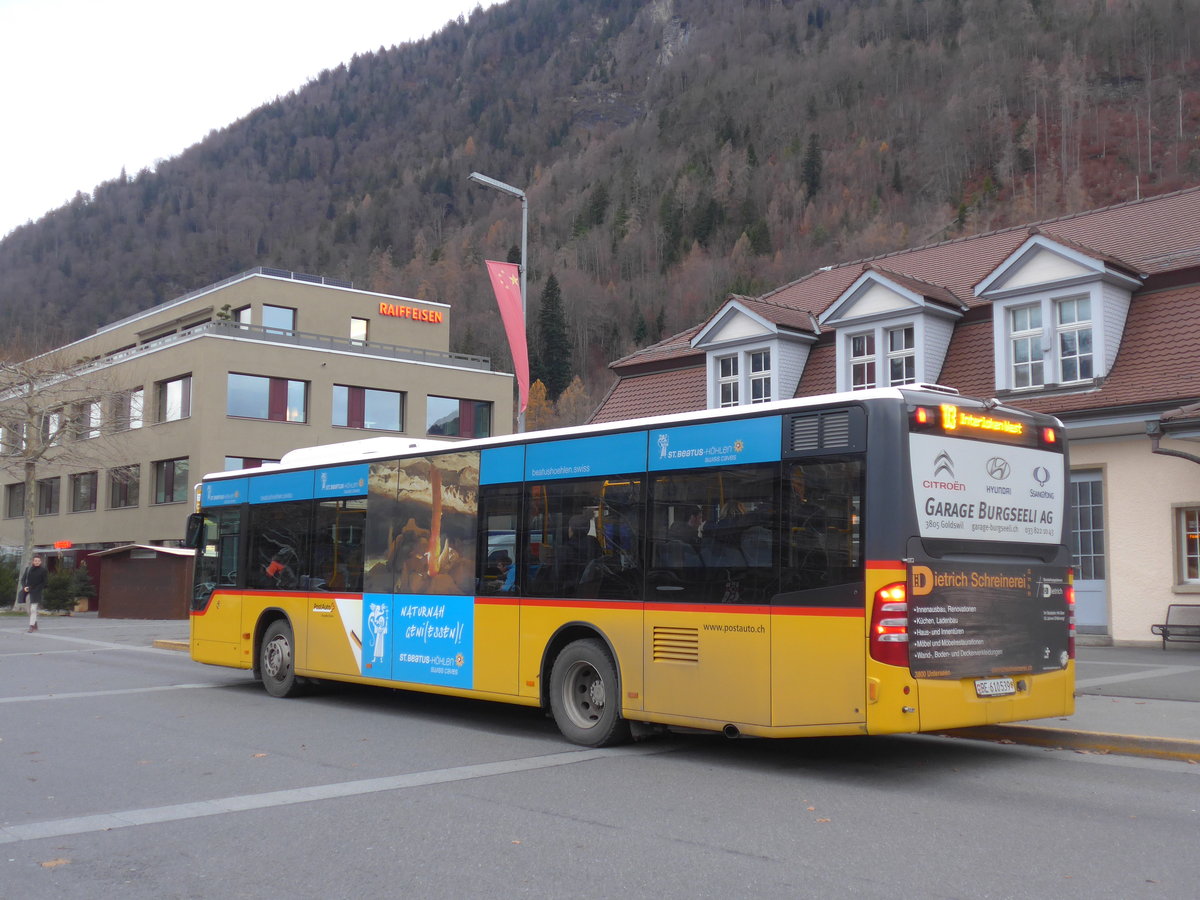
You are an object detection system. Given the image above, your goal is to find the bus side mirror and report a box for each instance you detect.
[185,513,206,549]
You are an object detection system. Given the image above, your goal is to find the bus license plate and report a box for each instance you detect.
[975,677,1016,698]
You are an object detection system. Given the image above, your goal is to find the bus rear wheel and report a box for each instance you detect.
[549,639,630,747]
[261,620,302,698]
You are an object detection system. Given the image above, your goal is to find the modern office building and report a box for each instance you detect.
[0,267,514,553]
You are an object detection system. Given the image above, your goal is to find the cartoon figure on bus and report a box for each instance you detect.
[367,602,388,665]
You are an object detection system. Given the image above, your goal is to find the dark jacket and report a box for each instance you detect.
[21,563,47,601]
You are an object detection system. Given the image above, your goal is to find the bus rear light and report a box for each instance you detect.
[1065,582,1076,660]
[870,582,909,668]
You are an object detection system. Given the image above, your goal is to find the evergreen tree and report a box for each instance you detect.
[802,133,823,200]
[532,273,571,401]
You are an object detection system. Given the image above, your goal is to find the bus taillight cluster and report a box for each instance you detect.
[870,582,909,667]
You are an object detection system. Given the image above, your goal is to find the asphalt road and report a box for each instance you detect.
[3,618,1199,899]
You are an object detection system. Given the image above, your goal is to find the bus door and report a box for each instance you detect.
[305,496,368,677]
[642,465,775,727]
[770,457,867,727]
[190,506,244,664]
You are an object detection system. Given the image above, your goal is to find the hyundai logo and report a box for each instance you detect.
[986,457,1011,480]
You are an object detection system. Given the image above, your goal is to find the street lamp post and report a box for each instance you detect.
[468,171,528,432]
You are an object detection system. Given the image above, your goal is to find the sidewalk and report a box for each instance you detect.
[8,614,1199,760]
[943,643,1200,762]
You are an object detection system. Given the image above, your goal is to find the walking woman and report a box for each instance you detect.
[21,554,47,632]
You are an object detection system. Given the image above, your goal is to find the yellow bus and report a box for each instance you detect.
[187,387,1075,746]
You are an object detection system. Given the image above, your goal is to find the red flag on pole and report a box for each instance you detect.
[485,260,529,413]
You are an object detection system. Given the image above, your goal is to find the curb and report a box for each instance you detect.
[153,639,189,652]
[939,724,1200,763]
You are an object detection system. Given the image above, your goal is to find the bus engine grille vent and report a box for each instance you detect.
[786,408,863,455]
[652,626,699,664]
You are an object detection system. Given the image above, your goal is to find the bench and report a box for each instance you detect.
[1151,604,1200,649]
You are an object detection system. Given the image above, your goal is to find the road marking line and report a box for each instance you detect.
[0,744,672,845]
[0,683,231,704]
[1076,665,1200,688]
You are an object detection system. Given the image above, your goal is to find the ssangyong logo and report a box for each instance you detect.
[923,450,967,491]
[986,457,1011,480]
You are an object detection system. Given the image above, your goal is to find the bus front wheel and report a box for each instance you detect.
[261,620,302,698]
[549,639,630,747]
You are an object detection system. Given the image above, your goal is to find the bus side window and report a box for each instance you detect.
[784,460,864,591]
[247,501,313,591]
[478,485,519,594]
[311,498,366,592]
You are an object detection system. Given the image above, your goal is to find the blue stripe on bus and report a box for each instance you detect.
[649,416,782,471]
[315,464,369,498]
[525,431,648,481]
[481,445,526,485]
[249,470,315,504]
[202,478,248,507]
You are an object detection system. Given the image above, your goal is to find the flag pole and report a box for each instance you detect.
[469,172,528,433]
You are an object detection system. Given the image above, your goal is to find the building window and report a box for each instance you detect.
[0,424,23,455]
[70,471,98,512]
[37,477,60,516]
[350,317,369,344]
[749,350,772,403]
[426,397,492,438]
[233,305,252,327]
[109,465,140,509]
[850,334,876,390]
[718,355,739,407]
[113,387,144,431]
[227,374,308,423]
[1057,297,1093,383]
[225,456,281,471]
[1177,507,1200,584]
[1009,304,1044,389]
[153,458,189,505]
[74,400,102,440]
[42,409,65,446]
[156,375,192,422]
[887,326,916,386]
[333,385,403,431]
[262,305,296,335]
[5,483,24,518]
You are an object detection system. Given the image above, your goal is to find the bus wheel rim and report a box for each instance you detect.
[562,660,605,729]
[264,635,291,680]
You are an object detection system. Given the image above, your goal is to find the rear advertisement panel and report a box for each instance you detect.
[910,433,1064,545]
[907,562,1070,679]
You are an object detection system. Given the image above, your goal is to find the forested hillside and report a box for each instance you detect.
[3,0,1199,414]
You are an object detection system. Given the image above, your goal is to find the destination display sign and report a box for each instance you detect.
[907,562,1070,680]
[910,432,1064,545]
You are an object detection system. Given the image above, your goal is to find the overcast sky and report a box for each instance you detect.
[0,0,503,238]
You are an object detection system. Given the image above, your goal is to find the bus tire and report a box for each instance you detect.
[549,639,631,747]
[261,619,302,698]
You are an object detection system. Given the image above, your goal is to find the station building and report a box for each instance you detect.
[593,188,1200,644]
[0,267,514,555]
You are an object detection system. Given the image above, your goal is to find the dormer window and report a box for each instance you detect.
[820,267,965,394]
[849,334,876,389]
[749,349,772,402]
[716,348,772,407]
[977,232,1139,394]
[1010,304,1044,388]
[1057,297,1093,383]
[887,326,916,385]
[693,300,814,410]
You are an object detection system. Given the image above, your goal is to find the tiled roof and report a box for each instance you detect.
[590,364,707,423]
[594,187,1200,423]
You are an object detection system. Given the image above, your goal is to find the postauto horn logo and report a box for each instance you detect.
[924,450,967,491]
